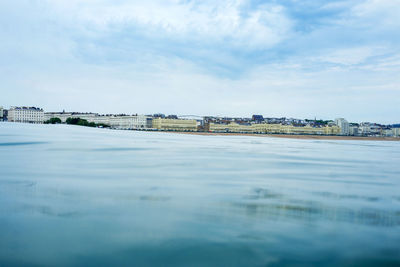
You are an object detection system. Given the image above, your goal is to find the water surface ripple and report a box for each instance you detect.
[1,123,400,266]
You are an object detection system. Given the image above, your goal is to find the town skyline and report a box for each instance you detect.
[1,104,399,126]
[2,106,400,139]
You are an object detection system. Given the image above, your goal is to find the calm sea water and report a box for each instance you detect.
[1,122,400,266]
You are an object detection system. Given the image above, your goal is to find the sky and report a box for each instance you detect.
[1,0,399,123]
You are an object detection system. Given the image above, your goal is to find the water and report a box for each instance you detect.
[1,122,400,266]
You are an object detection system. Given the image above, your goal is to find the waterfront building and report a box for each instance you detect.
[0,107,8,121]
[358,122,383,136]
[152,118,197,131]
[206,122,340,135]
[45,112,98,123]
[208,122,255,133]
[45,112,149,129]
[393,127,400,137]
[146,117,153,128]
[349,125,359,136]
[382,129,394,137]
[8,107,44,123]
[370,125,383,136]
[102,115,148,129]
[3,109,8,121]
[335,118,350,135]
[359,122,371,136]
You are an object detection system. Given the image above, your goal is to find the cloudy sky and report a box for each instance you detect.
[1,0,399,123]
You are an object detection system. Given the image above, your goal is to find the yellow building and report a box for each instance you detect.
[207,122,340,135]
[152,118,197,131]
[207,122,254,133]
[251,123,286,134]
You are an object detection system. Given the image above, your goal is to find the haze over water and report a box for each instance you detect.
[1,123,400,266]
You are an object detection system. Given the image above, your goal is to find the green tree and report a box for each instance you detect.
[44,117,62,124]
[65,117,110,128]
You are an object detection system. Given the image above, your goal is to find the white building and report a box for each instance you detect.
[8,107,44,123]
[44,112,149,129]
[44,112,98,123]
[393,127,400,137]
[91,115,148,129]
[349,125,359,136]
[370,125,382,136]
[335,118,350,135]
[0,106,3,120]
[358,122,382,136]
[382,129,393,137]
[359,122,371,136]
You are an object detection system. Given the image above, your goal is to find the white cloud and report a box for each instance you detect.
[45,0,293,49]
[352,0,400,26]
[330,0,400,31]
[315,47,377,65]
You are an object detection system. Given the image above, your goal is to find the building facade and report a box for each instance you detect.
[206,122,340,135]
[393,127,400,137]
[359,122,371,136]
[152,118,197,131]
[382,129,394,137]
[349,126,359,136]
[335,118,350,135]
[44,112,97,123]
[44,112,149,129]
[8,107,44,123]
[358,122,383,136]
[101,115,148,129]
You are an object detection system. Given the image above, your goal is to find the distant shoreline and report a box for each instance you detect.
[2,122,399,141]
[169,131,400,141]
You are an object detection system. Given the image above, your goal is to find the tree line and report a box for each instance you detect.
[44,117,109,128]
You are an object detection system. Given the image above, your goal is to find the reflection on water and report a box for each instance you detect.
[0,141,48,146]
[231,198,400,227]
[245,188,284,200]
[1,123,400,266]
[313,191,381,201]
